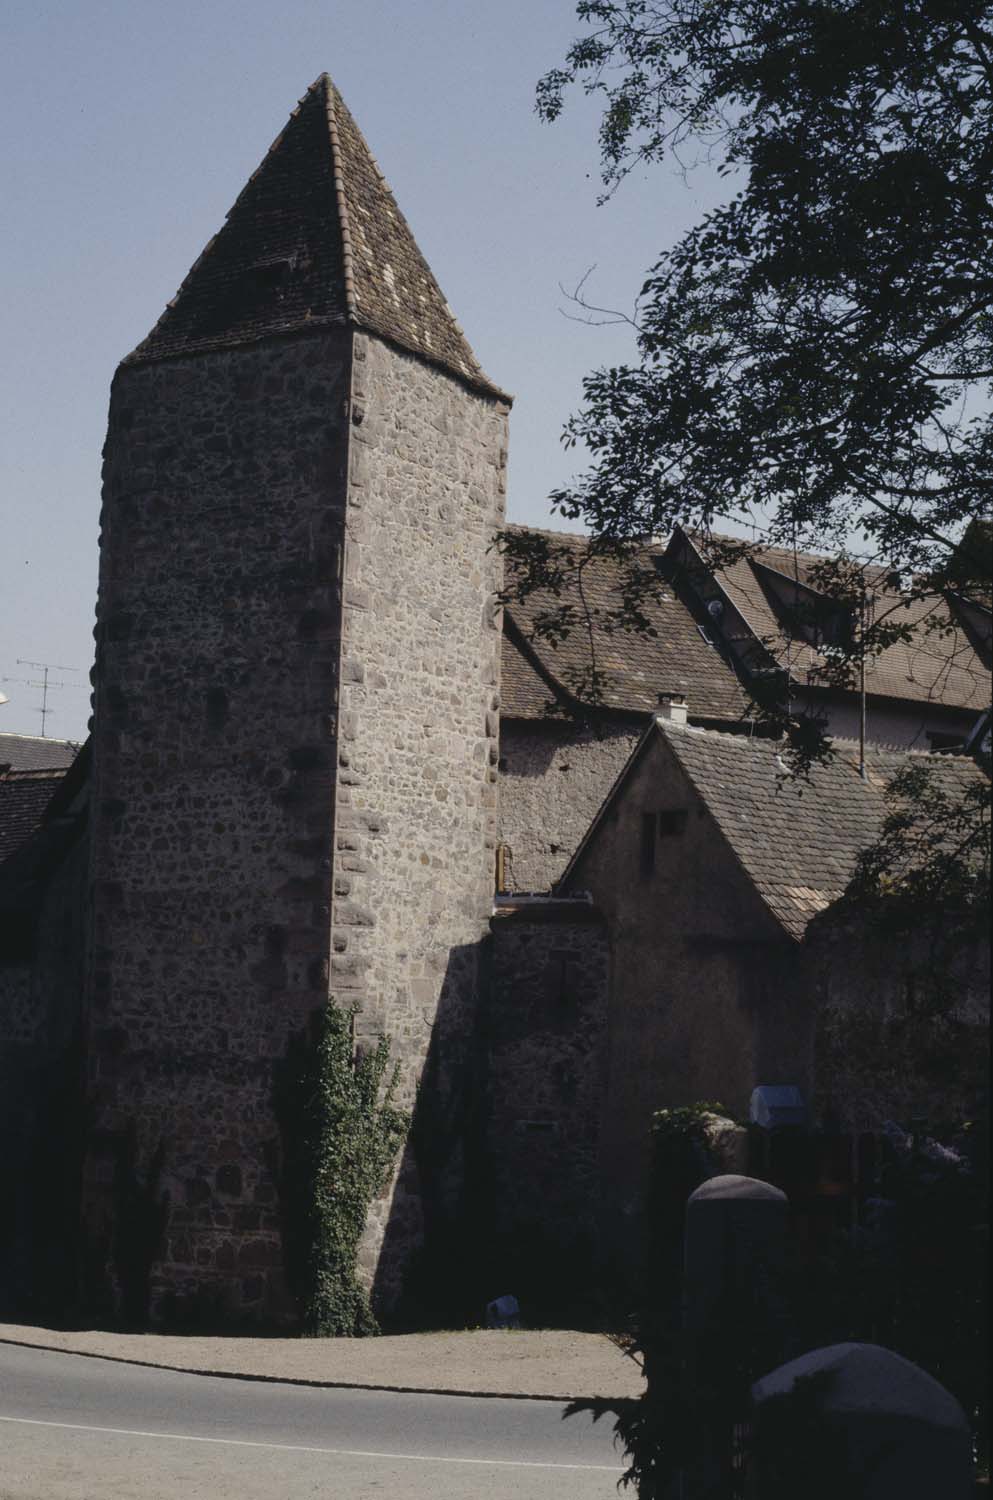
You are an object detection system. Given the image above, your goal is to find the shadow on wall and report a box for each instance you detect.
[371,940,494,1330]
[0,1020,88,1326]
[482,919,613,1330]
[266,940,494,1335]
[371,920,614,1332]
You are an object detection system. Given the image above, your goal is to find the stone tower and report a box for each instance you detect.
[85,75,510,1323]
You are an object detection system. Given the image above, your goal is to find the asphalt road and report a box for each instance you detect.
[0,1342,627,1499]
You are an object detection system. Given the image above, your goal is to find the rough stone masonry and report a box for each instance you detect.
[83,75,510,1323]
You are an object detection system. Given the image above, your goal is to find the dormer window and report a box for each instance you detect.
[752,561,853,650]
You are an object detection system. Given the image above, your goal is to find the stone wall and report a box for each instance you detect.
[337,334,508,1306]
[86,331,353,1324]
[86,325,507,1325]
[483,904,609,1317]
[0,960,34,1049]
[805,915,990,1130]
[0,949,51,1312]
[498,716,642,891]
[0,825,89,1319]
[563,731,807,1269]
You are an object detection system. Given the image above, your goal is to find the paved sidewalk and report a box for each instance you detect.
[0,1323,644,1403]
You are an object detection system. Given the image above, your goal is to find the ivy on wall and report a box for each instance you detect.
[276,1003,408,1336]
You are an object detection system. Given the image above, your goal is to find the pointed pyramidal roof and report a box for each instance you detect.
[125,75,509,401]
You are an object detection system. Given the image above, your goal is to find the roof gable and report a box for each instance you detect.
[660,724,985,940]
[560,716,987,941]
[124,75,507,400]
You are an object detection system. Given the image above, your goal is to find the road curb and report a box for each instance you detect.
[0,1334,599,1405]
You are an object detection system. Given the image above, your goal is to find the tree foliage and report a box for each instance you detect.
[533,0,992,579]
[847,758,991,954]
[499,0,992,949]
[504,2,991,721]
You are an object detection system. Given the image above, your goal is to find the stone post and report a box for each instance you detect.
[750,1342,973,1498]
[682,1174,790,1500]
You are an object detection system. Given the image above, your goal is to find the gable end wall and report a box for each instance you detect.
[564,732,806,1263]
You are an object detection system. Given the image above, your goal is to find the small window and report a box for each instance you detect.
[640,812,656,877]
[658,809,688,837]
[546,949,573,1004]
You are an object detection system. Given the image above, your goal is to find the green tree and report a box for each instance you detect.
[525,15,991,1485]
[531,0,991,579]
[506,0,991,706]
[501,0,990,926]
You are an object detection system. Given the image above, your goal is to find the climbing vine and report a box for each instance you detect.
[276,1003,408,1336]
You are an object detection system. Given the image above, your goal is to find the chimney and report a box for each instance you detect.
[657,691,688,726]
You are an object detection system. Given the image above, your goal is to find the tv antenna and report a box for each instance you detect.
[2,659,81,737]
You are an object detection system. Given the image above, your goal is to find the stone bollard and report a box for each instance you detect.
[749,1342,974,1499]
[681,1174,790,1499]
[683,1174,790,1348]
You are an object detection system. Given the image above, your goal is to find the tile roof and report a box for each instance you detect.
[501,623,566,719]
[659,722,987,940]
[501,526,750,722]
[0,769,67,863]
[124,75,509,401]
[0,733,80,772]
[675,529,991,714]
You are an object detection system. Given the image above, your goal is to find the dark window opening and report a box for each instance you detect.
[547,948,574,1005]
[640,812,656,877]
[658,809,688,837]
[753,561,854,650]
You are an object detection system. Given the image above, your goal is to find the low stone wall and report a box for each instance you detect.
[483,903,610,1318]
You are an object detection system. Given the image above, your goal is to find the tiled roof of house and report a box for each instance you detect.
[501,526,750,722]
[501,623,566,719]
[0,769,67,863]
[0,733,80,772]
[0,742,90,916]
[675,529,991,714]
[660,722,987,940]
[125,75,508,401]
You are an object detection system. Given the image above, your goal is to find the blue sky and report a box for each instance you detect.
[1,0,729,741]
